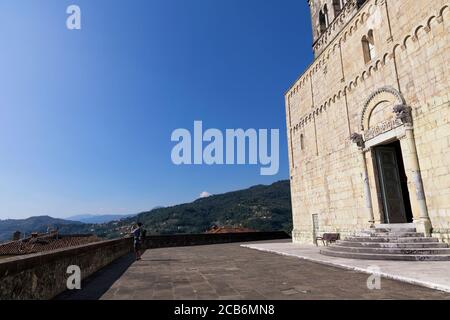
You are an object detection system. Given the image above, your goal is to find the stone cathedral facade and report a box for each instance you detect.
[285,0,450,244]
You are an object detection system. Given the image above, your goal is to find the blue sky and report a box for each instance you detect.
[0,0,313,219]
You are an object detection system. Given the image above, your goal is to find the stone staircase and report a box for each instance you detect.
[320,224,450,261]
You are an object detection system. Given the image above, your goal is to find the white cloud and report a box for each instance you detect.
[199,191,211,199]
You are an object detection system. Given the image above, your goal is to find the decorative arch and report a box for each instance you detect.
[362,71,368,80]
[360,86,406,131]
[414,25,425,39]
[427,16,437,29]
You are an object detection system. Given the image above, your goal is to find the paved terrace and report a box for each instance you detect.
[243,241,450,293]
[59,241,450,300]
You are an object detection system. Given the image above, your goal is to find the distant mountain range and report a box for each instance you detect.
[66,214,137,224]
[0,216,82,242]
[0,180,292,242]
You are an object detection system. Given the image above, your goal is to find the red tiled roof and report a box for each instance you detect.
[206,226,256,234]
[0,233,100,256]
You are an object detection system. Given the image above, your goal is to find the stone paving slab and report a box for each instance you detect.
[241,241,450,293]
[95,242,450,300]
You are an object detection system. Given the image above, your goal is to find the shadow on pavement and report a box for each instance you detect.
[55,253,136,300]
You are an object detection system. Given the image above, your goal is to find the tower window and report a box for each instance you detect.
[324,5,329,27]
[333,0,345,18]
[319,4,330,34]
[362,30,376,63]
[357,0,367,9]
[300,134,305,151]
[319,11,327,34]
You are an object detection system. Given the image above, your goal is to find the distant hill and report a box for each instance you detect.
[0,216,83,242]
[135,180,293,235]
[70,180,292,239]
[66,214,137,224]
[0,180,293,241]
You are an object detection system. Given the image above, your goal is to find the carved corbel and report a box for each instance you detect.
[393,104,413,125]
[350,133,365,149]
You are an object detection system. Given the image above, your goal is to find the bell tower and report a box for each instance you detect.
[307,0,329,45]
[307,0,368,57]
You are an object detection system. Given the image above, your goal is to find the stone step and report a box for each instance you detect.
[327,245,450,255]
[320,249,450,261]
[335,241,448,248]
[373,228,417,233]
[375,223,416,230]
[344,236,439,243]
[353,232,425,238]
[320,224,448,261]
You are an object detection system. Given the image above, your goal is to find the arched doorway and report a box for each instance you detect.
[352,86,432,235]
[373,140,413,223]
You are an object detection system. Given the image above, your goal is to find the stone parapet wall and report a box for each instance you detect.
[143,232,290,249]
[0,238,133,300]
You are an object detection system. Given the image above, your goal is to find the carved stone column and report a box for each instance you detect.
[405,126,432,236]
[351,133,375,227]
[394,105,432,236]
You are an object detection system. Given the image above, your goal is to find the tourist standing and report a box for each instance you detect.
[131,223,143,261]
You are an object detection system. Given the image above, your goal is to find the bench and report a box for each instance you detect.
[315,233,340,246]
